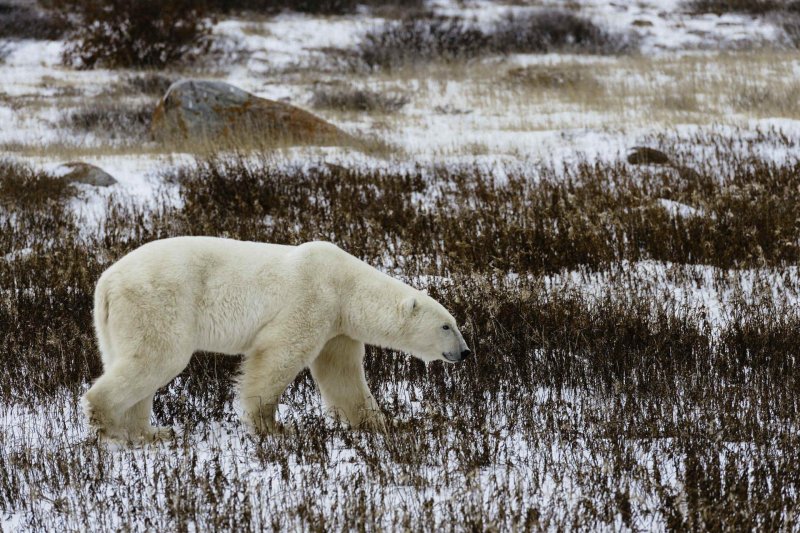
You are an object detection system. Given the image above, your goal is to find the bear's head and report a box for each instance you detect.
[400,293,471,364]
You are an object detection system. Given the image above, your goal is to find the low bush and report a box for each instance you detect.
[62,102,153,141]
[0,2,66,40]
[204,0,424,15]
[165,150,800,273]
[0,159,76,210]
[685,0,800,14]
[781,13,800,46]
[208,0,359,14]
[357,17,489,70]
[57,0,212,69]
[355,10,635,70]
[123,72,174,97]
[491,11,633,54]
[311,86,409,113]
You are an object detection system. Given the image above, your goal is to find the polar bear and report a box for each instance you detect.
[83,237,471,442]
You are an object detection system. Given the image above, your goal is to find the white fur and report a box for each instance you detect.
[82,237,469,441]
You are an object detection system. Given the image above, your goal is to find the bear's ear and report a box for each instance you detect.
[403,297,417,316]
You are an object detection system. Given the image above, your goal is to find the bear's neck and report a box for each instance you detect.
[338,269,410,351]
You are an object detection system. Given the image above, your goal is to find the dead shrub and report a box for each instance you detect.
[123,72,174,97]
[163,149,800,274]
[356,17,490,70]
[62,102,152,140]
[0,2,66,40]
[311,86,409,113]
[780,13,800,46]
[355,11,635,70]
[56,0,212,69]
[204,0,424,15]
[685,0,800,14]
[0,159,76,210]
[491,11,634,55]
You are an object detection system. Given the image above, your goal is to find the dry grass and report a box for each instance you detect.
[505,63,603,91]
[310,85,409,113]
[119,72,174,97]
[727,80,800,114]
[417,52,800,136]
[3,50,798,160]
[259,52,800,154]
[62,101,153,142]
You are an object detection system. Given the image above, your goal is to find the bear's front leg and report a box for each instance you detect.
[310,335,388,432]
[239,343,310,435]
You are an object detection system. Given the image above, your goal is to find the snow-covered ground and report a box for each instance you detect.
[0,383,680,530]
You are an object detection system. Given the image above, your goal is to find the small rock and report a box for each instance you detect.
[632,19,654,27]
[53,162,117,187]
[627,146,671,165]
[151,79,354,147]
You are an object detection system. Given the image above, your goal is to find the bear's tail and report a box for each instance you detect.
[93,272,115,368]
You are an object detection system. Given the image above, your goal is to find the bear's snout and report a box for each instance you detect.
[442,347,472,363]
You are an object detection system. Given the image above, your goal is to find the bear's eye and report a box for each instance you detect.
[442,325,450,331]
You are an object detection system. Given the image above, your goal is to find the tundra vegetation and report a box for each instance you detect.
[1,0,799,530]
[2,132,800,529]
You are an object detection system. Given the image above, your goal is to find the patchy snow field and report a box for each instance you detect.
[2,0,800,191]
[2,0,800,530]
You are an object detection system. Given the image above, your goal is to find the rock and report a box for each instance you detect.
[627,147,671,165]
[53,162,117,187]
[151,79,353,147]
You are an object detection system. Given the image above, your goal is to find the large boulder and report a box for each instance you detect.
[151,79,354,147]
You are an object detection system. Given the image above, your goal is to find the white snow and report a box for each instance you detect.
[657,197,706,218]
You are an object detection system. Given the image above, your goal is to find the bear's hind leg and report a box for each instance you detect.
[310,335,386,432]
[83,351,191,442]
[83,368,143,441]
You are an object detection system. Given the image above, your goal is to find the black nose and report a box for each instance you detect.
[461,349,472,360]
